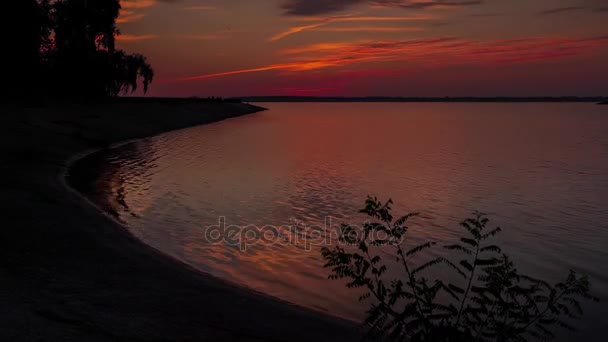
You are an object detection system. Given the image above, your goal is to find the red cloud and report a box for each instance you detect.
[164,35,608,83]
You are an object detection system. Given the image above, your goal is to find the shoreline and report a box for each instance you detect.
[0,101,358,341]
[62,115,358,322]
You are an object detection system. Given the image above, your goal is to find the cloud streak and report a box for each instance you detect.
[119,0,184,23]
[121,0,158,9]
[281,0,483,15]
[166,35,608,82]
[270,21,330,41]
[116,34,158,42]
[119,0,157,23]
[270,14,435,41]
[281,0,364,16]
[538,6,585,15]
[372,0,483,10]
[314,26,423,32]
[117,11,146,23]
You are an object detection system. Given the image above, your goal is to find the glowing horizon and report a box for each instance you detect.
[118,0,608,97]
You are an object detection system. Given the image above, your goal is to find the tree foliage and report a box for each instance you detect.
[8,0,154,101]
[321,196,598,341]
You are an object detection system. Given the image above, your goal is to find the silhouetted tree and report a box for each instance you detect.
[5,0,153,102]
[5,1,51,101]
[52,0,116,97]
[107,51,154,96]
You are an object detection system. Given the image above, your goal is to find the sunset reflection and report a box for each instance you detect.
[78,103,608,324]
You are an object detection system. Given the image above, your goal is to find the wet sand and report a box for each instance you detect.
[0,100,358,341]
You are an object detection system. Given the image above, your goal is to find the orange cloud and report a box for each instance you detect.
[119,0,167,23]
[116,10,146,23]
[271,15,436,41]
[164,58,378,82]
[291,15,436,21]
[282,42,361,54]
[116,34,158,42]
[168,65,296,82]
[270,22,329,41]
[314,26,423,32]
[166,35,608,82]
[121,0,157,9]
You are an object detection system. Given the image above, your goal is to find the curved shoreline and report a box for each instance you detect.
[0,101,358,341]
[60,139,142,224]
[62,113,355,321]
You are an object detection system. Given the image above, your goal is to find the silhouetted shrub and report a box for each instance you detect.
[322,196,597,341]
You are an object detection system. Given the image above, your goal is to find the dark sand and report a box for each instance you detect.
[0,101,358,341]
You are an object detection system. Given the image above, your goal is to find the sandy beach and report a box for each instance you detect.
[0,100,358,341]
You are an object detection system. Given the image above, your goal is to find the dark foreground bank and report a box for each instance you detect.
[0,101,358,341]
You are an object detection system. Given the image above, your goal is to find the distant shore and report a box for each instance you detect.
[0,99,357,341]
[239,96,608,103]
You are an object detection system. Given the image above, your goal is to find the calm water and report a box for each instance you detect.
[75,103,608,338]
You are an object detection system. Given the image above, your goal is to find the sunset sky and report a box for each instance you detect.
[117,0,608,97]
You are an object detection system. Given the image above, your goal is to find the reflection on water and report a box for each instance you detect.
[72,103,608,337]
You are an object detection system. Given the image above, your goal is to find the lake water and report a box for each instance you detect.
[72,103,608,339]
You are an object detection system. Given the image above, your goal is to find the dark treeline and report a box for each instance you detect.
[8,0,153,102]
